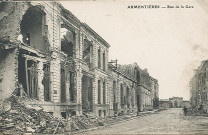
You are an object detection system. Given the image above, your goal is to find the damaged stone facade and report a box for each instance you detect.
[190,60,208,112]
[139,69,159,111]
[108,63,138,116]
[108,63,159,116]
[0,1,159,118]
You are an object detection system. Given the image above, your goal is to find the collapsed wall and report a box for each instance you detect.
[0,2,29,109]
[0,2,29,41]
[0,48,18,105]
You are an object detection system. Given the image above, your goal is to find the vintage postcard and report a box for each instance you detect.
[0,0,208,134]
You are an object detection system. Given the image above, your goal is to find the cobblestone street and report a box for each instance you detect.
[83,108,208,134]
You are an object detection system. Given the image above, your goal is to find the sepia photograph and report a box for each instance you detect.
[0,0,208,134]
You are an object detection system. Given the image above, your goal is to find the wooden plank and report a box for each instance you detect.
[35,62,38,99]
[30,69,32,98]
[31,68,34,99]
[25,58,29,97]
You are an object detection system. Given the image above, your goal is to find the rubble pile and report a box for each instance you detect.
[0,95,106,134]
[0,96,68,134]
[71,115,104,130]
[0,95,141,134]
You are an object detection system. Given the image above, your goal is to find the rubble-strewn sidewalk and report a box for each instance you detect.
[0,95,160,134]
[186,107,208,117]
[72,109,161,134]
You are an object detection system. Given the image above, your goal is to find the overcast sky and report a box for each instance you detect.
[61,0,208,100]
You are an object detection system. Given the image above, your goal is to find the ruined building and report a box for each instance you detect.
[190,60,208,112]
[108,63,159,115]
[0,1,159,118]
[138,69,159,111]
[108,63,139,116]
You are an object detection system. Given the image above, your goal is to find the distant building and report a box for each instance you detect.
[159,99,170,109]
[169,97,183,108]
[159,98,190,109]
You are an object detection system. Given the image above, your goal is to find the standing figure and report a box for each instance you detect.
[183,106,187,116]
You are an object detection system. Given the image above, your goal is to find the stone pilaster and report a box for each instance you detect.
[105,49,109,72]
[52,4,60,50]
[76,65,82,104]
[75,62,83,116]
[93,75,98,104]
[75,30,80,59]
[37,61,44,101]
[79,32,84,59]
[65,72,70,102]
[117,81,121,110]
[100,78,103,104]
[93,41,98,68]
[105,78,109,104]
[50,54,61,103]
[108,79,113,109]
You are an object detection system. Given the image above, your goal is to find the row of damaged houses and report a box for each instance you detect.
[0,1,159,119]
[190,60,208,112]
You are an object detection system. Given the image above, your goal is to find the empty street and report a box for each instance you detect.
[83,108,208,134]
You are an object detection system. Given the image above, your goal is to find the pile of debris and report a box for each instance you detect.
[0,95,105,134]
[71,114,104,130]
[0,96,68,134]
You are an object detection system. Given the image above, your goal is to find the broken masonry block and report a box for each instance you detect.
[26,126,35,133]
